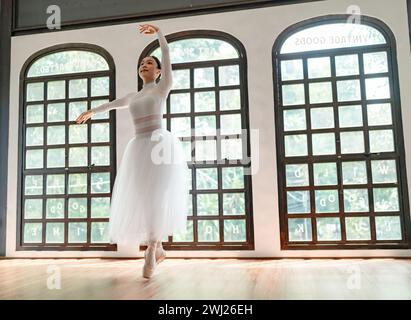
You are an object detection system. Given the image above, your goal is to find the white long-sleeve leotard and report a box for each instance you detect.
[91,29,172,134]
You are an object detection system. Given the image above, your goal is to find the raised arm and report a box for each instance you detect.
[90,92,135,115]
[156,29,173,94]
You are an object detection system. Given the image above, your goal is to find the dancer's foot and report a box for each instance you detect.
[155,241,166,264]
[142,241,157,279]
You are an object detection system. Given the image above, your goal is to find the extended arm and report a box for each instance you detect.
[156,29,173,94]
[90,92,135,115]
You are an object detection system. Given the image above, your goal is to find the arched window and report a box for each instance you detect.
[18,44,117,251]
[273,16,411,249]
[139,31,254,250]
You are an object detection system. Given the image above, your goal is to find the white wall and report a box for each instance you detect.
[6,0,411,257]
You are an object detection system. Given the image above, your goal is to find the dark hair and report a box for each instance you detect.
[150,56,162,83]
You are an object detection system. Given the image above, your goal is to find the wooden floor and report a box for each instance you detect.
[1,258,411,299]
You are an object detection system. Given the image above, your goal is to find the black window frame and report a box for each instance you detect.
[139,30,255,251]
[273,15,411,250]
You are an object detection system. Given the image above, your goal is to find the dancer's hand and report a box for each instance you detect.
[76,110,93,124]
[139,24,159,35]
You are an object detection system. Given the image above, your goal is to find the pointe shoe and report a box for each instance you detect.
[156,243,166,264]
[142,244,157,279]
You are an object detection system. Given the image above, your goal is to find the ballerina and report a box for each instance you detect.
[76,24,190,278]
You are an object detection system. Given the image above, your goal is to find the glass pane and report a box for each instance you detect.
[220,114,242,135]
[26,82,44,102]
[91,222,110,243]
[91,123,110,143]
[369,130,394,153]
[69,124,88,144]
[196,167,218,190]
[288,218,312,241]
[47,103,65,122]
[170,93,190,113]
[91,197,111,218]
[186,193,193,217]
[46,174,65,195]
[26,104,44,124]
[219,65,239,86]
[365,77,390,100]
[307,57,331,79]
[68,173,87,194]
[25,149,43,169]
[27,50,109,77]
[194,67,214,88]
[91,146,110,166]
[172,220,194,242]
[171,69,190,89]
[68,222,87,243]
[309,82,332,104]
[282,84,305,106]
[373,187,399,212]
[338,105,363,128]
[224,220,246,242]
[171,117,191,137]
[91,172,110,193]
[375,216,402,240]
[286,164,309,187]
[310,107,334,129]
[194,91,215,112]
[91,99,110,120]
[363,51,388,74]
[342,161,367,185]
[223,192,245,215]
[317,217,341,241]
[24,175,43,195]
[181,140,192,162]
[315,190,339,213]
[69,101,88,121]
[340,131,365,154]
[26,127,44,146]
[46,223,64,243]
[222,167,244,189]
[345,217,371,240]
[91,76,109,97]
[198,220,219,242]
[47,148,65,168]
[220,89,241,111]
[343,189,369,212]
[335,54,359,76]
[24,199,43,219]
[69,147,88,167]
[47,80,65,100]
[23,223,42,243]
[283,109,306,132]
[313,162,337,186]
[367,103,392,126]
[195,139,216,161]
[195,115,216,136]
[280,23,386,54]
[46,198,65,219]
[221,138,242,160]
[69,78,88,98]
[281,59,303,81]
[287,191,310,214]
[47,125,65,145]
[197,193,218,216]
[371,160,397,183]
[312,133,336,155]
[151,38,239,63]
[68,198,87,218]
[284,134,307,157]
[337,80,361,102]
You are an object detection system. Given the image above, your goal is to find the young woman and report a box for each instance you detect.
[76,24,190,279]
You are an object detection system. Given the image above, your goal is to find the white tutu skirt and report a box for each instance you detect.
[108,128,190,246]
